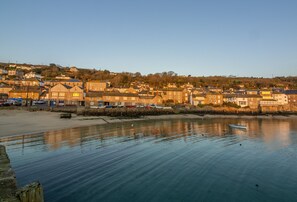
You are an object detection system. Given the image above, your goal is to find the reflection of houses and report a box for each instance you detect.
[260,120,291,146]
[48,83,84,106]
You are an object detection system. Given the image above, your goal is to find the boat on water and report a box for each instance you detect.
[229,124,247,130]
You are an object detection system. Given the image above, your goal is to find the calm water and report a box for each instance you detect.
[1,118,297,202]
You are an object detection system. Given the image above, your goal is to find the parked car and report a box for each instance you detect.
[3,102,12,106]
[33,100,46,105]
[90,105,99,109]
[14,102,22,106]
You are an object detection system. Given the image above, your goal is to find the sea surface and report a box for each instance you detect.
[1,118,297,202]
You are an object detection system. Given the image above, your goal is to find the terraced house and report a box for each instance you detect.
[205,92,223,105]
[48,83,84,106]
[85,80,109,92]
[9,87,42,100]
[161,88,188,104]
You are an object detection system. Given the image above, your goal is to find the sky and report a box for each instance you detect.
[0,0,297,77]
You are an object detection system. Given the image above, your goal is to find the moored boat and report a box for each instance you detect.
[229,124,247,130]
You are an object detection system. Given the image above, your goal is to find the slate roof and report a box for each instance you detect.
[284,90,297,95]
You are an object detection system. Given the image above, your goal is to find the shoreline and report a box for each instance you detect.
[0,109,297,138]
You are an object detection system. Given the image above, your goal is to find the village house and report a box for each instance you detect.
[235,94,262,109]
[69,66,79,73]
[246,90,259,95]
[260,90,273,99]
[85,91,104,107]
[115,87,137,94]
[85,80,109,92]
[20,78,41,87]
[48,83,84,106]
[223,94,237,104]
[44,79,83,88]
[259,98,279,112]
[16,65,32,71]
[205,92,223,105]
[161,88,188,104]
[3,79,22,86]
[272,92,288,105]
[0,69,8,75]
[246,95,262,109]
[235,96,248,107]
[0,82,13,94]
[207,87,223,93]
[8,69,24,77]
[24,72,42,79]
[9,87,41,100]
[191,94,206,105]
[284,90,297,106]
[0,93,8,103]
[55,74,72,80]
[138,94,163,106]
[102,92,139,106]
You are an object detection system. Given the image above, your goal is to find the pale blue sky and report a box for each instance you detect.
[1,0,297,77]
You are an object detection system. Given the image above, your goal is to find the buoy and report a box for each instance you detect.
[240,144,242,146]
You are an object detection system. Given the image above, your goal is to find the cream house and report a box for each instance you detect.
[48,83,84,106]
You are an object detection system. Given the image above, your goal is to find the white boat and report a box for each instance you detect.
[229,124,247,130]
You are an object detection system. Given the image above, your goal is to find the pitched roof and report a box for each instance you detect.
[104,92,139,97]
[86,91,104,97]
[284,90,297,95]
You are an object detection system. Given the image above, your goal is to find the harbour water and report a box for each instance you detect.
[1,118,297,202]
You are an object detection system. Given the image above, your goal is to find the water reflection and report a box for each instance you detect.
[1,118,296,152]
[1,118,297,202]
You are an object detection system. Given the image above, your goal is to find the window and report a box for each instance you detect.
[73,93,80,97]
[59,93,65,97]
[52,92,58,97]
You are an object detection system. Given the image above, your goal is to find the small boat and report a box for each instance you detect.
[229,124,247,130]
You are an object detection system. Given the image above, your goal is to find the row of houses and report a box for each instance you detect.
[1,78,297,109]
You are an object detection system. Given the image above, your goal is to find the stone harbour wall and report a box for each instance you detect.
[0,145,44,202]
